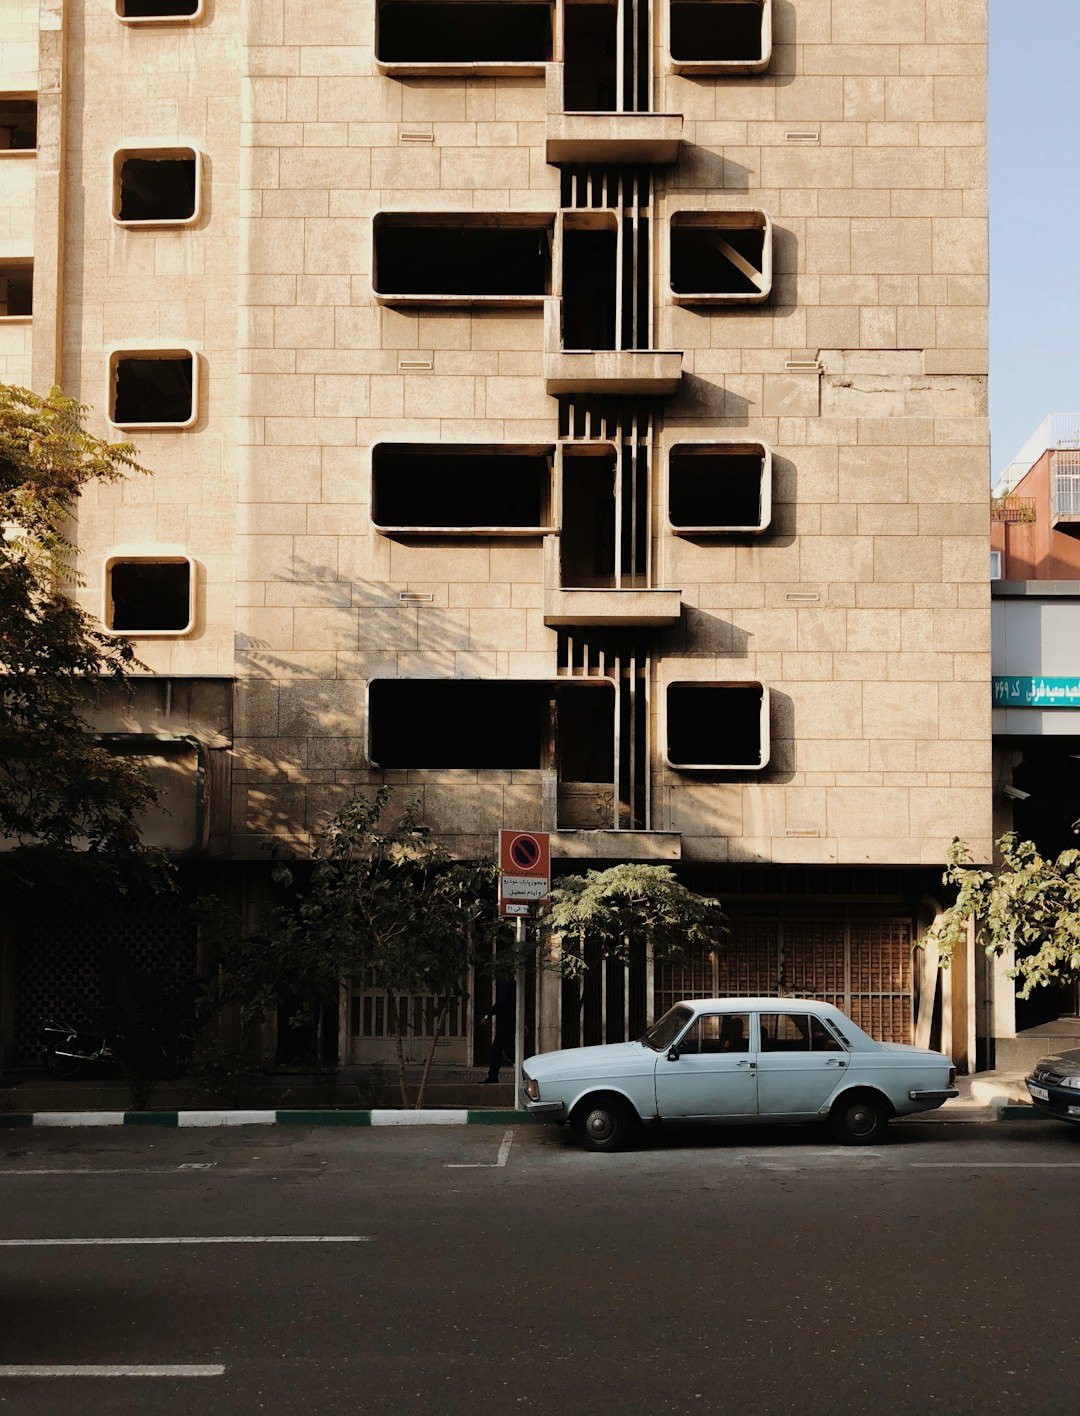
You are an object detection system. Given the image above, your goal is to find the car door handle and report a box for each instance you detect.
[736,1060,756,1069]
[826,1058,847,1067]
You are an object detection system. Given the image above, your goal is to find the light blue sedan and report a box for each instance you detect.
[521,997,958,1150]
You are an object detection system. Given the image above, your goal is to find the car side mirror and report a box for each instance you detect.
[667,1046,680,1061]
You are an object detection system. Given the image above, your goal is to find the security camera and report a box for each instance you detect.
[1003,785,1031,801]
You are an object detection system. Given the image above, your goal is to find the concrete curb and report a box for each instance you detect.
[0,1109,538,1129]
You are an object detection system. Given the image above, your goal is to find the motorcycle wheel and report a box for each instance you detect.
[44,1048,85,1079]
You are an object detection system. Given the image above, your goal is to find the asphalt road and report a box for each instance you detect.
[0,1116,1078,1415]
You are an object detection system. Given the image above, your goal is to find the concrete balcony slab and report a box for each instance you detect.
[543,587,682,627]
[545,112,683,165]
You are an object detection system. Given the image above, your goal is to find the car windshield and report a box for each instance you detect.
[640,1004,693,1051]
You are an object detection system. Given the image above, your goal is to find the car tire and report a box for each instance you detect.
[829,1091,890,1145]
[570,1095,637,1153]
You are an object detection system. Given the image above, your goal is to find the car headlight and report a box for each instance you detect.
[1062,1075,1080,1090]
[525,1076,540,1101]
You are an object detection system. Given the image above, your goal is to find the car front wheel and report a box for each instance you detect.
[571,1095,637,1152]
[829,1091,890,1145]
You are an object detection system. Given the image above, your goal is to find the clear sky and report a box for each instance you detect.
[989,0,1080,477]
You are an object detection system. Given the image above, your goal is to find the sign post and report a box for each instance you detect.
[498,831,550,1111]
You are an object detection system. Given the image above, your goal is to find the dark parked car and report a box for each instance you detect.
[1026,1050,1080,1124]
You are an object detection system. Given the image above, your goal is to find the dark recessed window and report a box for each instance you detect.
[372,445,553,533]
[374,215,553,300]
[111,352,196,427]
[0,262,33,318]
[0,98,37,151]
[376,1,552,64]
[106,558,193,634]
[668,443,770,533]
[669,0,769,68]
[669,210,772,303]
[117,0,200,18]
[370,681,547,769]
[115,150,198,224]
[666,682,769,770]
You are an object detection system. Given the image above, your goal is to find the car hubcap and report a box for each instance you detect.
[848,1105,874,1136]
[587,1110,615,1142]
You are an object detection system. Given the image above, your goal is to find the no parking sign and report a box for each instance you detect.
[499,830,550,916]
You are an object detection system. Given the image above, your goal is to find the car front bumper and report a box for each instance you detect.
[1025,1078,1080,1123]
[521,1095,566,1117]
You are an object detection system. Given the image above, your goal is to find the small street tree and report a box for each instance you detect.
[924,833,1080,998]
[0,383,163,893]
[542,863,727,988]
[216,789,500,1107]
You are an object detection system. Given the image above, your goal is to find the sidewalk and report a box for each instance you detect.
[0,1064,1039,1128]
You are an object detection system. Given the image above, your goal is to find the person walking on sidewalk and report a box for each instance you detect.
[479,976,516,1084]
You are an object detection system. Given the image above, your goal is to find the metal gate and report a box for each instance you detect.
[652,917,914,1044]
[348,979,469,1065]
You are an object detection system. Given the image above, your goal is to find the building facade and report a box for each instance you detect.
[990,414,1080,1068]
[0,0,992,1070]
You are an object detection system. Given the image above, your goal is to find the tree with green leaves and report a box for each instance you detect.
[0,383,163,893]
[215,788,500,1107]
[924,833,1080,998]
[542,863,727,984]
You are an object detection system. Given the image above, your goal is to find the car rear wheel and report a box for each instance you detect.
[571,1095,637,1153]
[829,1091,890,1145]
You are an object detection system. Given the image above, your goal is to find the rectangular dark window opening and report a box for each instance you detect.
[669,445,766,530]
[119,0,199,16]
[0,262,33,317]
[374,217,552,298]
[372,445,552,532]
[561,449,617,587]
[108,560,191,633]
[557,683,615,781]
[670,0,765,63]
[0,98,37,150]
[117,152,197,223]
[562,226,617,350]
[670,219,767,297]
[667,683,765,769]
[370,680,548,769]
[112,354,194,426]
[377,1,552,63]
[563,0,618,111]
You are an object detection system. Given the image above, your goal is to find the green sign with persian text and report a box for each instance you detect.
[993,676,1080,707]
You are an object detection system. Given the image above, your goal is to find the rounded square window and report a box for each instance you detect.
[113,148,201,227]
[103,555,196,637]
[667,441,771,534]
[109,350,198,430]
[669,210,772,305]
[665,681,770,771]
[115,0,204,25]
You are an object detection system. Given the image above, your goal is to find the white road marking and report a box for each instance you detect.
[445,1128,515,1169]
[0,1365,225,1378]
[0,1235,373,1246]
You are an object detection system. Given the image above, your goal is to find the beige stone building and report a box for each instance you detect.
[0,0,992,1071]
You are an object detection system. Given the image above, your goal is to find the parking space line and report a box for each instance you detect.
[445,1128,515,1169]
[0,1365,225,1378]
[0,1235,373,1246]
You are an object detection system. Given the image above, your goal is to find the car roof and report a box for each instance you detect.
[677,998,846,1020]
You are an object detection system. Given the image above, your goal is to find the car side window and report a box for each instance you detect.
[759,1013,811,1052]
[678,1014,749,1055]
[810,1017,844,1051]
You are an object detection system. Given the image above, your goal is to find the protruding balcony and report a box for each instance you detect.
[543,299,682,395]
[542,536,682,627]
[545,64,682,164]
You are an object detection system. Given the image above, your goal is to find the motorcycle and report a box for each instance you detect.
[39,1013,181,1081]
